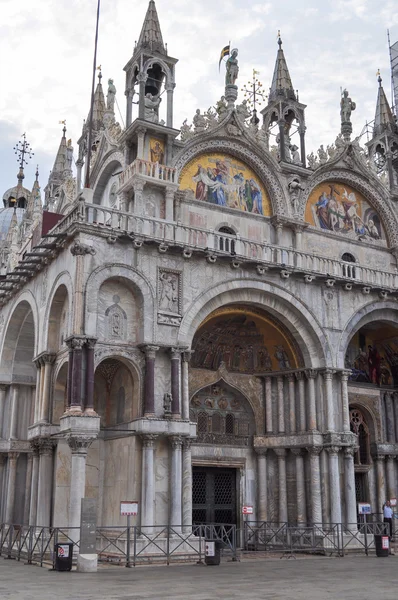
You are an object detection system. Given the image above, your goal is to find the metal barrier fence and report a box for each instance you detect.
[243,521,390,557]
[0,523,237,567]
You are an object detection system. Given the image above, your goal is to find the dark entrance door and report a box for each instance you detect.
[355,472,368,503]
[192,466,237,524]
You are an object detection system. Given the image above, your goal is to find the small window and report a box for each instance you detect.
[341,253,356,279]
[212,412,222,433]
[197,412,208,433]
[218,226,236,254]
[225,413,235,434]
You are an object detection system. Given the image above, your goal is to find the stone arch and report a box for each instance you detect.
[85,264,155,343]
[178,279,331,368]
[46,284,70,353]
[92,153,124,205]
[40,271,74,352]
[172,137,288,216]
[338,302,398,369]
[94,355,141,424]
[0,297,37,383]
[142,57,173,84]
[348,401,378,445]
[52,359,68,424]
[300,169,398,246]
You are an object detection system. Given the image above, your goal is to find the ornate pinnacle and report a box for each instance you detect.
[13,133,34,174]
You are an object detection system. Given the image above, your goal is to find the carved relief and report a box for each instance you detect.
[157,268,182,326]
[105,295,127,340]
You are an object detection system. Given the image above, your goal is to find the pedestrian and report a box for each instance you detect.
[383,500,394,540]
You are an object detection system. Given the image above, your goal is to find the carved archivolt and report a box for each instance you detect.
[91,151,124,193]
[299,168,398,246]
[173,138,288,216]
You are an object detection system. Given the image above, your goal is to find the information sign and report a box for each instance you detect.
[242,506,253,515]
[120,501,138,516]
[358,502,371,515]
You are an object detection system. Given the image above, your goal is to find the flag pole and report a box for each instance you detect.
[85,0,101,189]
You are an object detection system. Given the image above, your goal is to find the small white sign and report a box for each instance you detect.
[120,501,138,516]
[390,498,397,507]
[382,536,390,550]
[205,541,215,557]
[358,503,371,515]
[242,506,253,515]
[58,544,70,558]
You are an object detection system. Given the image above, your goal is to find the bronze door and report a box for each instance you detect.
[192,466,236,524]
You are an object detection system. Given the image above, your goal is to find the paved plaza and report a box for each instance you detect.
[0,555,397,600]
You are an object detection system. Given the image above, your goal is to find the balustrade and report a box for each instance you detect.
[119,158,178,192]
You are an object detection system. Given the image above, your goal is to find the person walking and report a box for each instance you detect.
[383,500,394,540]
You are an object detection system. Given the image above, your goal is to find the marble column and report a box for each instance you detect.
[182,438,193,533]
[393,393,398,445]
[23,453,34,525]
[141,435,157,533]
[277,376,285,433]
[170,436,183,532]
[287,374,296,433]
[170,348,181,418]
[36,439,54,527]
[84,338,97,414]
[265,376,273,433]
[70,339,84,414]
[29,442,40,526]
[385,393,395,442]
[5,452,19,523]
[0,385,7,437]
[257,449,268,522]
[306,370,317,431]
[341,370,351,433]
[295,372,306,432]
[8,385,18,440]
[66,342,73,410]
[375,455,386,513]
[181,351,191,421]
[67,436,92,535]
[308,447,322,524]
[292,449,307,525]
[275,449,287,523]
[328,446,342,524]
[143,346,159,417]
[0,454,5,521]
[33,365,42,422]
[344,447,357,529]
[386,455,396,500]
[125,87,133,128]
[40,354,56,422]
[166,83,175,128]
[323,369,335,432]
[137,72,147,121]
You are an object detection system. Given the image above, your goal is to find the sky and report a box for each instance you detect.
[0,0,397,198]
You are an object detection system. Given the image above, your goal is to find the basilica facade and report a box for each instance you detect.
[1,1,398,535]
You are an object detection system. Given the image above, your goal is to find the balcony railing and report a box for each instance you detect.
[54,201,398,290]
[119,158,178,191]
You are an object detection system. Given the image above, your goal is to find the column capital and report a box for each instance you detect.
[295,371,305,381]
[65,336,86,351]
[386,454,397,462]
[170,435,183,449]
[255,447,268,456]
[8,451,20,461]
[0,453,6,465]
[340,369,352,381]
[66,434,94,455]
[30,439,41,455]
[141,434,158,447]
[86,337,98,350]
[307,446,322,456]
[165,187,176,200]
[305,369,318,380]
[274,448,286,458]
[291,448,304,457]
[344,446,356,458]
[38,438,55,456]
[322,368,336,379]
[0,383,8,392]
[373,453,386,462]
[140,345,160,360]
[326,445,340,456]
[286,373,295,383]
[170,347,183,360]
[182,349,193,363]
[183,437,194,450]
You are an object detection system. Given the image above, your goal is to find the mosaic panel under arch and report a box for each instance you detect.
[305,182,386,243]
[191,307,302,374]
[179,152,271,216]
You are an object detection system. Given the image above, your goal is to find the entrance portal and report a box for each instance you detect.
[192,467,237,524]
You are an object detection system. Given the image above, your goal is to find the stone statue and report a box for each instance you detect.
[225,48,239,86]
[193,109,207,134]
[66,139,73,170]
[317,144,328,164]
[204,107,218,129]
[276,132,292,162]
[144,93,161,123]
[163,392,172,416]
[236,99,251,121]
[107,79,116,111]
[340,89,356,124]
[290,144,301,164]
[216,96,228,118]
[288,177,305,214]
[180,119,194,142]
[307,151,319,170]
[256,125,269,150]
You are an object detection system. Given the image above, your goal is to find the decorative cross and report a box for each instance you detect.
[13,133,34,170]
[240,69,267,124]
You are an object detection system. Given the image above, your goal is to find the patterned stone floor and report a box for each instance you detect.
[0,554,397,599]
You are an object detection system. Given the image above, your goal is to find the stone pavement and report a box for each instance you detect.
[0,555,397,600]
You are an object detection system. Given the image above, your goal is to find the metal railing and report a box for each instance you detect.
[0,523,236,567]
[243,521,391,557]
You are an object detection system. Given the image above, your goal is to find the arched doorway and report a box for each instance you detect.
[350,407,372,503]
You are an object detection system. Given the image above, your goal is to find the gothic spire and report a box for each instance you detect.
[136,1,166,55]
[373,72,396,137]
[52,124,68,175]
[268,33,296,103]
[87,70,106,132]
